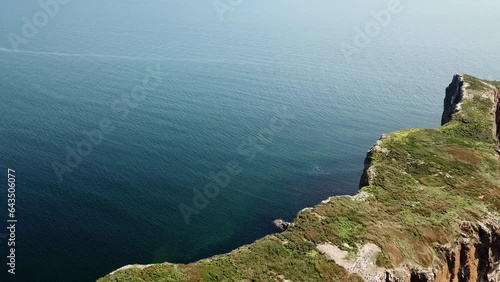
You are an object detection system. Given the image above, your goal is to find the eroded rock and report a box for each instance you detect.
[273,219,290,231]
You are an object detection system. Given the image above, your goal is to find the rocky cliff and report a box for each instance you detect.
[442,74,468,125]
[357,74,500,282]
[99,74,500,282]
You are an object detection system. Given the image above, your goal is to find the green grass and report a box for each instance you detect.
[463,74,488,91]
[464,74,500,92]
[332,217,366,246]
[98,75,500,282]
[439,96,496,142]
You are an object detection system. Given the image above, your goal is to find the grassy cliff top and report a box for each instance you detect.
[99,75,500,282]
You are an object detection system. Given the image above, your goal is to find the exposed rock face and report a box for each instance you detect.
[495,93,500,143]
[323,216,500,282]
[317,243,387,281]
[433,219,500,282]
[441,73,499,144]
[360,135,389,187]
[442,74,467,125]
[359,148,375,188]
[489,262,500,282]
[273,219,291,231]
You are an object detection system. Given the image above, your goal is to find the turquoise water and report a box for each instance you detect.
[1,0,500,281]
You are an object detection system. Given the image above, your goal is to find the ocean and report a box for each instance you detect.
[0,0,499,281]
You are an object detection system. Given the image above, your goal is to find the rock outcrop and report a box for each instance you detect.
[360,134,391,188]
[495,91,500,143]
[273,219,291,231]
[442,74,468,125]
[315,213,500,282]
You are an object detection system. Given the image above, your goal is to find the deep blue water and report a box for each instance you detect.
[0,0,500,281]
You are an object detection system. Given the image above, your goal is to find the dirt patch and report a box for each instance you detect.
[491,186,500,198]
[419,176,446,187]
[443,145,481,164]
[317,243,387,280]
[385,243,404,266]
[410,242,435,267]
[364,224,406,266]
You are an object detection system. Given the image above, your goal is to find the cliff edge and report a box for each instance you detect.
[99,74,500,282]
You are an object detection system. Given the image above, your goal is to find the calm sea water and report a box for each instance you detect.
[1,0,499,281]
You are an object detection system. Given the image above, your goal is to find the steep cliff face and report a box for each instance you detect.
[99,75,500,282]
[495,94,500,143]
[401,216,500,282]
[442,74,468,125]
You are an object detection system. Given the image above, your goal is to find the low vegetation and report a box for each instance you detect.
[99,75,500,282]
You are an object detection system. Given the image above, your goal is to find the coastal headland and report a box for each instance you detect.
[99,74,500,282]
